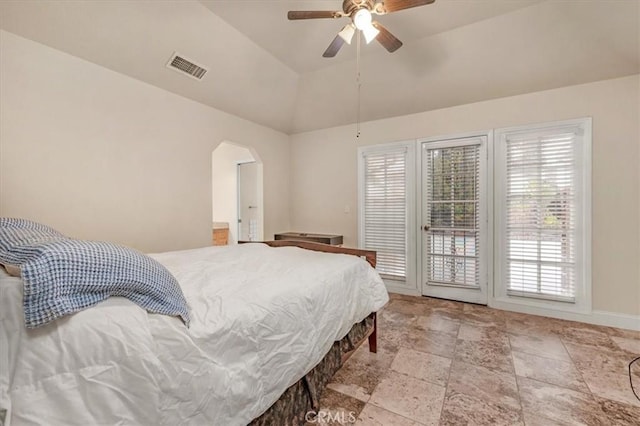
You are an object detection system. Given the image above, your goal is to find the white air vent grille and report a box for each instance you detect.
[166,52,208,80]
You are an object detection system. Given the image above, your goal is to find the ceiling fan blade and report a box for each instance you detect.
[288,10,342,20]
[372,21,403,52]
[323,34,345,58]
[374,0,435,15]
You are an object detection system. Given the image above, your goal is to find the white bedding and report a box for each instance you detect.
[0,243,388,425]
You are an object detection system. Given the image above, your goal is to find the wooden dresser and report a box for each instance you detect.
[212,222,229,246]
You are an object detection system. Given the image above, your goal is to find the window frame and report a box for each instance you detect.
[357,140,418,295]
[493,117,592,314]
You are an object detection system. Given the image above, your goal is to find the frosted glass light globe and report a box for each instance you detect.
[353,9,372,30]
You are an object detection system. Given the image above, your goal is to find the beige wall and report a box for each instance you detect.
[0,31,290,253]
[290,75,640,316]
[1,30,638,318]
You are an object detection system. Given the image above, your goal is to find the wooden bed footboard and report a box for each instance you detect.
[240,240,379,353]
[245,239,377,268]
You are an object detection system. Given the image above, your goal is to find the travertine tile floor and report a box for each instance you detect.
[314,294,640,425]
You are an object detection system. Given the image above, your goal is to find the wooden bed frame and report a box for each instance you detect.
[240,240,378,354]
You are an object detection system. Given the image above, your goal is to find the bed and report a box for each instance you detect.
[0,221,389,426]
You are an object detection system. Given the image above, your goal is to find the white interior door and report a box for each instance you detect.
[421,136,488,304]
[238,161,259,241]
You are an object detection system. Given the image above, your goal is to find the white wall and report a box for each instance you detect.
[290,75,640,317]
[211,142,255,244]
[0,30,290,253]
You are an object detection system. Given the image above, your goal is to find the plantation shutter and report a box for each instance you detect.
[504,126,581,302]
[363,147,408,280]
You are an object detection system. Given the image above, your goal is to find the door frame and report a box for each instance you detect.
[417,131,493,305]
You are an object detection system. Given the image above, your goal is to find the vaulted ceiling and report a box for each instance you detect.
[1,0,638,134]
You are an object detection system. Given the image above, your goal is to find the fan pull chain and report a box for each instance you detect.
[356,29,361,138]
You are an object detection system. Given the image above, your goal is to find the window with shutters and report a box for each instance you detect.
[495,118,591,311]
[358,142,415,285]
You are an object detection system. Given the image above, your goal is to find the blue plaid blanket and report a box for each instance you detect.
[0,218,190,328]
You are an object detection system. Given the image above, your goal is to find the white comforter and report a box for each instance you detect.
[0,243,388,425]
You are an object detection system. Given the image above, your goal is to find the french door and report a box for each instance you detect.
[420,136,488,304]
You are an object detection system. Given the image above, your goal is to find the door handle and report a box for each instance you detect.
[423,225,430,232]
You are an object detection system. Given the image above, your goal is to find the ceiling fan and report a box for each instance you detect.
[288,0,436,57]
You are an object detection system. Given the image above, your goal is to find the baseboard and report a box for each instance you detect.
[384,281,420,297]
[590,310,640,331]
[490,299,640,331]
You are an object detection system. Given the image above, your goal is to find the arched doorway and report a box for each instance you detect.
[211,141,264,244]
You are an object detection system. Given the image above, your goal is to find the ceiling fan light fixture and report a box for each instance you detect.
[353,8,372,30]
[352,8,379,44]
[289,0,436,55]
[338,23,355,44]
[361,24,380,44]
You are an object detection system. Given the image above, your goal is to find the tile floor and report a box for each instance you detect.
[312,294,640,425]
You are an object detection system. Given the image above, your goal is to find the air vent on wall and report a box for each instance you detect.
[166,52,208,80]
